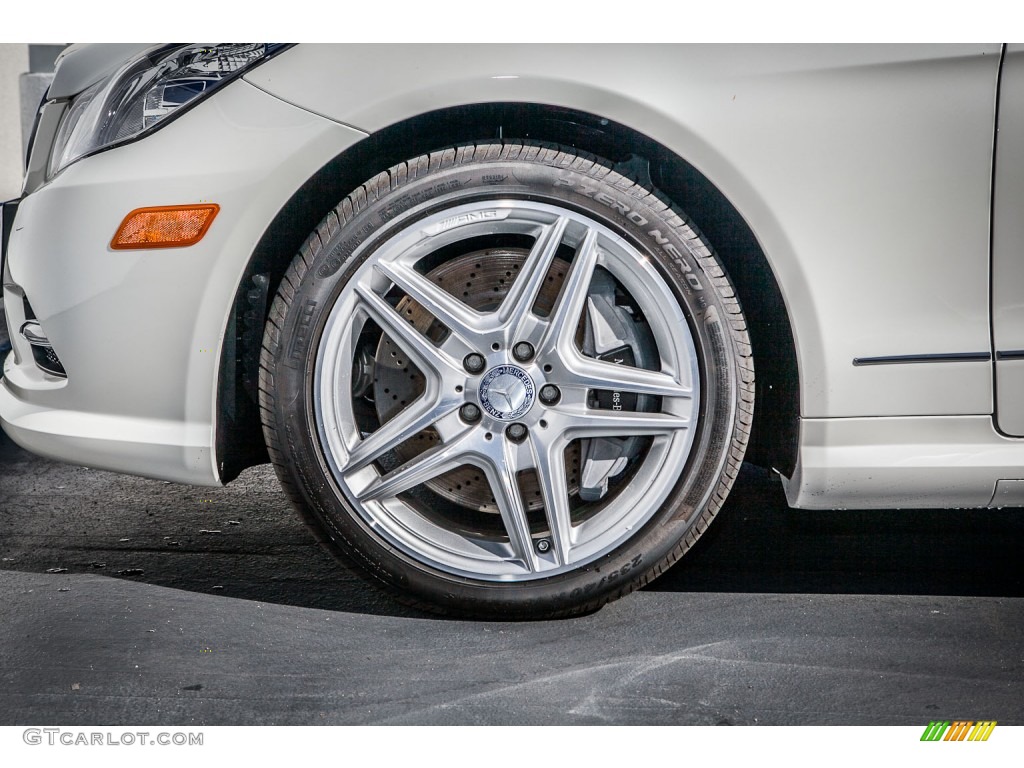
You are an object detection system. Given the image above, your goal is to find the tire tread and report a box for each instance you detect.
[259,141,754,619]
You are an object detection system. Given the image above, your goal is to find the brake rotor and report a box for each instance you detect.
[373,248,580,512]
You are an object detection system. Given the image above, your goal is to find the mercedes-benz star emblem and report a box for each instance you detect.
[478,365,536,421]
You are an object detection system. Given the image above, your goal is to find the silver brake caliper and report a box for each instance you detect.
[579,269,658,501]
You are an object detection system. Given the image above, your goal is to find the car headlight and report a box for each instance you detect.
[48,43,287,179]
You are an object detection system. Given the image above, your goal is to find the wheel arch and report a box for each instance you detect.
[216,102,799,482]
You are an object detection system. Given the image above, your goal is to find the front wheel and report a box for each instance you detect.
[260,143,753,618]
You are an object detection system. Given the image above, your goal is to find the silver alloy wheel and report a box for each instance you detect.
[315,199,700,580]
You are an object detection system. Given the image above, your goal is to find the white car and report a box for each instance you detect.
[2,43,1022,618]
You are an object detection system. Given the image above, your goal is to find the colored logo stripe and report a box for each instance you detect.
[920,721,996,742]
[968,722,997,741]
[944,721,972,741]
[921,721,949,741]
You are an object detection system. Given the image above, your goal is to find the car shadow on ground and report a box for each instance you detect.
[1,427,1022,619]
[652,463,1024,599]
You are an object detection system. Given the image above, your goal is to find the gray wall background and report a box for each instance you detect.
[0,44,63,200]
[0,44,29,200]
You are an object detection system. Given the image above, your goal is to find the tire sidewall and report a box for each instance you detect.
[267,147,742,617]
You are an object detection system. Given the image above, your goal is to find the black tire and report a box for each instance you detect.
[259,142,753,619]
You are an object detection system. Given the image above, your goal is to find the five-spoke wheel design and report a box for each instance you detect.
[315,200,699,580]
[261,143,751,617]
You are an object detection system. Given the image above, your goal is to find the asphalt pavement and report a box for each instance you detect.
[1,424,1022,726]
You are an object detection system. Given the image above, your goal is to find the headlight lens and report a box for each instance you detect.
[48,44,284,179]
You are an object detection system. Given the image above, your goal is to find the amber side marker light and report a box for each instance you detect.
[110,204,220,250]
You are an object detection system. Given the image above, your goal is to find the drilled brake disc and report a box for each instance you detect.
[373,248,580,512]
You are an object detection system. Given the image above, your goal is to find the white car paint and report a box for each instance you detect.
[3,43,1023,508]
[3,79,364,484]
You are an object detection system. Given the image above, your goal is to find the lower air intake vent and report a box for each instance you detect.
[20,320,66,377]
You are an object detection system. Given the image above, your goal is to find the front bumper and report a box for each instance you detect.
[0,79,365,485]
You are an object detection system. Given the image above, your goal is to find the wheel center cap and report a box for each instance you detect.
[478,365,535,421]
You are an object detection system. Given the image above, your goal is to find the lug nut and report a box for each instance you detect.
[512,342,534,362]
[506,423,528,443]
[539,384,561,405]
[460,403,482,423]
[463,353,486,374]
